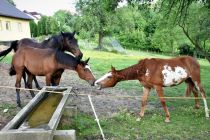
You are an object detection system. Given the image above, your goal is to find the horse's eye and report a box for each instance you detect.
[108,76,112,79]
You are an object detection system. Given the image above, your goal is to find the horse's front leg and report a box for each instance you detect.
[155,86,170,123]
[139,87,151,118]
[33,76,42,90]
[51,70,64,86]
[46,74,52,86]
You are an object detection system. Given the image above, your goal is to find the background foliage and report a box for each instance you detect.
[28,0,210,60]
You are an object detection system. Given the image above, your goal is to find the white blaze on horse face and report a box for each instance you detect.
[85,65,92,72]
[85,64,95,78]
[145,69,149,76]
[162,65,188,86]
[95,72,112,86]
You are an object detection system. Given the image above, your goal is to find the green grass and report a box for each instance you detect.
[1,49,210,139]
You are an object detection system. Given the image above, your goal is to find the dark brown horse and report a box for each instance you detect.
[11,46,95,107]
[0,31,83,89]
[95,56,209,122]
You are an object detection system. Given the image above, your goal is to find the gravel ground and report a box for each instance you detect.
[0,62,145,129]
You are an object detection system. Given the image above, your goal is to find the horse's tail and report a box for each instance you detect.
[0,40,18,60]
[9,65,16,76]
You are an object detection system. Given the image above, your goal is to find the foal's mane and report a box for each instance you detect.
[55,50,79,69]
[41,34,63,49]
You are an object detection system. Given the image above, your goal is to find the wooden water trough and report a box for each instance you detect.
[0,86,76,140]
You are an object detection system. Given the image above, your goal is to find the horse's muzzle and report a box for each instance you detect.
[94,81,102,90]
[89,80,95,86]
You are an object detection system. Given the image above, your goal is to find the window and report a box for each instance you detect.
[0,20,2,31]
[17,22,22,32]
[5,21,11,31]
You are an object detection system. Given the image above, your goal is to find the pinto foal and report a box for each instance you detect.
[95,56,209,122]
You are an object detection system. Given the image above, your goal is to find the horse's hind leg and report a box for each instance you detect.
[195,81,209,118]
[27,74,35,98]
[33,76,41,90]
[185,78,200,109]
[22,72,28,88]
[15,73,23,107]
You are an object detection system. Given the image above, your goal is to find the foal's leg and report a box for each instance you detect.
[185,79,200,109]
[33,76,41,90]
[155,86,170,122]
[195,81,209,118]
[27,74,35,98]
[139,87,151,118]
[46,74,52,86]
[51,70,64,86]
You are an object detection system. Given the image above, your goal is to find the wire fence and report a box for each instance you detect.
[0,85,209,102]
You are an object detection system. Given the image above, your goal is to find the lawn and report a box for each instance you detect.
[1,49,210,139]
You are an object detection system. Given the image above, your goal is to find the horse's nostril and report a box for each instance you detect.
[94,81,99,86]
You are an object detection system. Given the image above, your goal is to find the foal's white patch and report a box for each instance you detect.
[85,65,91,72]
[85,64,95,78]
[162,65,188,86]
[194,81,210,117]
[203,99,209,117]
[95,72,112,85]
[145,69,149,76]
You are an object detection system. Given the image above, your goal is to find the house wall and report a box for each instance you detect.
[0,16,31,41]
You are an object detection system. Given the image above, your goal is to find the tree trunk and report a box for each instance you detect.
[195,44,210,63]
[97,31,103,50]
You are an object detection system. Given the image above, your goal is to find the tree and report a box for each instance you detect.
[53,10,73,32]
[160,0,210,62]
[29,20,38,37]
[178,4,210,61]
[114,5,147,50]
[76,0,121,49]
[37,16,48,36]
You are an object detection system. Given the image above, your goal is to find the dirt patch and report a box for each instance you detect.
[0,63,144,129]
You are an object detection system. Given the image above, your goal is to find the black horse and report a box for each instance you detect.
[0,31,83,89]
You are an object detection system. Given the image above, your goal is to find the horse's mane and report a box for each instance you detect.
[55,50,78,69]
[41,35,63,49]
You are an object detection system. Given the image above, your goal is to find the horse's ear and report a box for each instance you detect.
[111,65,116,72]
[85,57,90,63]
[61,31,65,36]
[72,31,76,36]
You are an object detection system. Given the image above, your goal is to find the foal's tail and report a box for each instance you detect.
[9,65,16,76]
[0,40,18,61]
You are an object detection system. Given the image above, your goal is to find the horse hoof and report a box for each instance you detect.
[17,103,22,108]
[165,118,170,123]
[37,87,42,90]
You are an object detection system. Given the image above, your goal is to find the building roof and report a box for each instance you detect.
[0,0,33,20]
[23,10,42,20]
